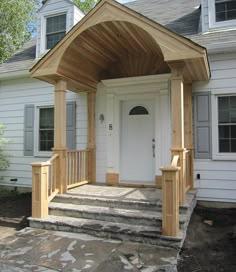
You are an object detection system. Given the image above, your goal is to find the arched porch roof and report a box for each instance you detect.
[30,0,210,92]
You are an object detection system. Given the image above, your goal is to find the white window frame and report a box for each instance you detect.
[40,8,70,56]
[209,0,236,29]
[35,104,54,157]
[212,91,236,160]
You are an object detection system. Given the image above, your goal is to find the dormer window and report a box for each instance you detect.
[209,0,236,28]
[215,0,236,22]
[46,14,67,49]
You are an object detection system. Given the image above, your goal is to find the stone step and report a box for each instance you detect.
[53,193,190,214]
[49,202,187,228]
[28,215,184,249]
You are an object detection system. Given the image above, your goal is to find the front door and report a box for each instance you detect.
[120,100,155,184]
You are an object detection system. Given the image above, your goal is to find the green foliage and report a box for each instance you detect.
[0,0,39,63]
[72,0,98,13]
[0,124,11,172]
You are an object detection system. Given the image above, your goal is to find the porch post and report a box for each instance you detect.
[169,62,186,205]
[87,91,96,183]
[184,83,194,190]
[53,79,67,194]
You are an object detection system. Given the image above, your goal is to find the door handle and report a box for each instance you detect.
[152,143,155,158]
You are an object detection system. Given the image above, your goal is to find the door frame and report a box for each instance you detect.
[101,74,171,186]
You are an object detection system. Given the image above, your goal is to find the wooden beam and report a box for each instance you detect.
[184,83,194,190]
[87,92,96,183]
[169,62,186,205]
[53,79,67,194]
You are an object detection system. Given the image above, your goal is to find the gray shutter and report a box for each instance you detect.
[66,101,76,150]
[194,92,211,159]
[24,105,34,156]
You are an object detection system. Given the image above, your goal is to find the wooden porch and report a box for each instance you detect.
[30,0,210,239]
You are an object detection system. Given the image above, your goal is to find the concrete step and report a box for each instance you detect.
[53,193,190,214]
[28,215,184,249]
[49,202,187,229]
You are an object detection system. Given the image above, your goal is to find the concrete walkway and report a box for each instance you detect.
[0,228,177,272]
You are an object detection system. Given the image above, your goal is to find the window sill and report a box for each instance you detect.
[34,151,53,158]
[212,153,236,161]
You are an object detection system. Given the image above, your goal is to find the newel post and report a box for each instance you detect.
[52,79,67,194]
[169,62,186,205]
[31,162,50,218]
[160,166,180,237]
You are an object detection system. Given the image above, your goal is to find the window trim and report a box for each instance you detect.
[212,92,236,160]
[40,8,70,56]
[209,0,236,29]
[35,104,54,157]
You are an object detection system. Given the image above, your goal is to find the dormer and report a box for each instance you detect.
[202,0,236,32]
[36,0,84,59]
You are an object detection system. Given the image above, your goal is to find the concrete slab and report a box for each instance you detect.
[0,228,178,272]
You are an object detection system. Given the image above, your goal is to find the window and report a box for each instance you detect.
[215,0,236,22]
[129,106,149,115]
[46,14,66,49]
[209,0,236,28]
[38,107,54,152]
[218,96,236,153]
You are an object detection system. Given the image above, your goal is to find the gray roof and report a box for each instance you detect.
[0,39,36,75]
[0,0,235,75]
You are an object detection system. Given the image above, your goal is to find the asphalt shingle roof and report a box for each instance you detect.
[0,0,235,75]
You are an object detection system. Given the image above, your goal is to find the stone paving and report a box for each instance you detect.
[0,227,177,272]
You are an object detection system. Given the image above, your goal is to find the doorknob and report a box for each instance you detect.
[152,142,155,158]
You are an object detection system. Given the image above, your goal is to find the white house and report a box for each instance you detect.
[0,0,236,205]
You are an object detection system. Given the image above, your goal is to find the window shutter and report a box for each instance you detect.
[194,92,211,159]
[24,105,34,156]
[66,101,76,150]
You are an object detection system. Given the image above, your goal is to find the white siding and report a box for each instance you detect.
[0,77,87,188]
[193,52,236,202]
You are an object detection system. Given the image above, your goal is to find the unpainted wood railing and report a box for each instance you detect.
[185,149,193,192]
[47,154,59,202]
[160,155,180,237]
[66,150,89,189]
[31,149,90,219]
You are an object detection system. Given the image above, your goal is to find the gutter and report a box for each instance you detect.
[0,70,30,80]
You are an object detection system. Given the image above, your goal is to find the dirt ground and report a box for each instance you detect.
[0,193,235,271]
[178,205,236,272]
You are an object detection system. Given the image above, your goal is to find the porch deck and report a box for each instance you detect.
[66,184,195,210]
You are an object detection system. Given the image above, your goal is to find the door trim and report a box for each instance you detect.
[102,74,171,186]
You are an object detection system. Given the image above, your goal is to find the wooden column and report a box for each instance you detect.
[31,162,50,218]
[184,83,194,190]
[87,92,96,183]
[52,79,67,194]
[161,165,180,237]
[169,62,186,205]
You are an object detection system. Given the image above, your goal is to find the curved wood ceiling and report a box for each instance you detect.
[58,21,170,89]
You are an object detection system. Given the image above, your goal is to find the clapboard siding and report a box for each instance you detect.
[0,77,87,187]
[193,51,236,202]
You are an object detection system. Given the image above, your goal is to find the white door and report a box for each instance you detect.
[120,100,155,184]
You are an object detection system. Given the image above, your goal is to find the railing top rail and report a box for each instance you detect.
[67,149,88,153]
[47,153,59,164]
[171,155,179,167]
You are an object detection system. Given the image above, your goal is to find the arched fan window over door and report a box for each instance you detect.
[129,106,149,115]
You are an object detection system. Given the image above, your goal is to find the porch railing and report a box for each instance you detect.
[31,149,89,219]
[66,150,89,189]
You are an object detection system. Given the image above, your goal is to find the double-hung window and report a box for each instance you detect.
[210,0,236,27]
[46,14,67,49]
[38,107,54,152]
[215,0,236,22]
[218,96,236,153]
